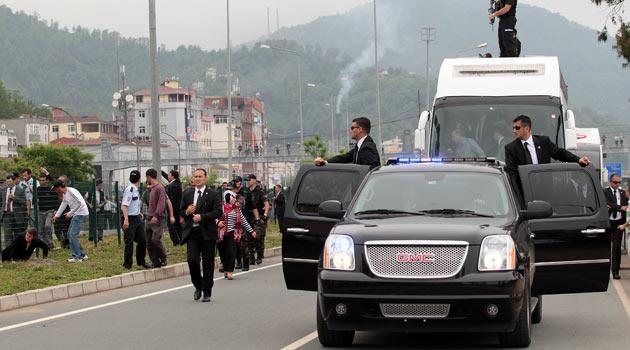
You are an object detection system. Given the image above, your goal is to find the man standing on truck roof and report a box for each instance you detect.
[489,0,519,57]
[505,115,590,179]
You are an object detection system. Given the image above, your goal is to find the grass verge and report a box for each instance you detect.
[0,222,282,296]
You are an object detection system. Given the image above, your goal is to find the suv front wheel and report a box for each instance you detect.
[498,280,532,348]
[317,299,355,347]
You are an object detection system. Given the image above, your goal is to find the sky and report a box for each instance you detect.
[0,0,626,50]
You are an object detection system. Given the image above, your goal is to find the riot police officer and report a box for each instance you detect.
[489,0,519,57]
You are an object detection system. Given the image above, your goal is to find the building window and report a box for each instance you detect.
[68,125,76,133]
[234,129,241,138]
[52,125,59,133]
[138,110,146,118]
[139,126,146,134]
[168,94,177,102]
[136,95,143,103]
[160,110,166,119]
[215,116,227,124]
[160,125,167,133]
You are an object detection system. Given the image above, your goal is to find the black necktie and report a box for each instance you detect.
[195,190,202,205]
[354,144,360,164]
[523,142,533,165]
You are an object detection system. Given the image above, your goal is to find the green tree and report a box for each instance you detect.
[303,135,328,159]
[592,0,630,67]
[0,81,51,118]
[1,144,94,181]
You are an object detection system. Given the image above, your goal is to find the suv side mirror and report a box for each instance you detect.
[520,200,553,220]
[318,200,345,219]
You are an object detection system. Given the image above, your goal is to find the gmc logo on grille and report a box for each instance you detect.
[396,253,436,263]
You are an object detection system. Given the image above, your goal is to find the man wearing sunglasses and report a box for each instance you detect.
[313,117,380,169]
[605,173,628,279]
[504,115,589,180]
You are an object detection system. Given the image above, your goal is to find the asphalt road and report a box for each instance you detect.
[1,256,629,350]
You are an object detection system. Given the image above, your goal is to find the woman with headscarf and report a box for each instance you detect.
[217,189,255,279]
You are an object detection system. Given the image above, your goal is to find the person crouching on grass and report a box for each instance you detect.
[1,228,49,262]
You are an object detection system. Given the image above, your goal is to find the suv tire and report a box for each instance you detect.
[532,295,542,324]
[317,299,355,347]
[499,281,532,348]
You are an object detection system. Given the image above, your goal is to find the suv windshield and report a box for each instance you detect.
[429,97,563,161]
[351,171,513,218]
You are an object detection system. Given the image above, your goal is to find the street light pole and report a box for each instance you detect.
[227,0,234,177]
[421,27,436,111]
[42,104,78,145]
[260,43,304,162]
[148,0,161,172]
[161,131,181,171]
[373,0,382,153]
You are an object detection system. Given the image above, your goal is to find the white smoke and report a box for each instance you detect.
[335,1,403,114]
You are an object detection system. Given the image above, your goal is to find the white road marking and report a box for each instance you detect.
[0,262,282,333]
[612,279,630,320]
[280,331,318,350]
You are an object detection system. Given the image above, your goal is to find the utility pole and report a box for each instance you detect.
[421,27,436,111]
[227,0,233,177]
[330,94,335,154]
[267,7,271,38]
[276,8,280,31]
[373,0,382,154]
[149,0,161,172]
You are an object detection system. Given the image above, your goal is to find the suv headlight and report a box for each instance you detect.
[478,235,516,271]
[323,234,355,271]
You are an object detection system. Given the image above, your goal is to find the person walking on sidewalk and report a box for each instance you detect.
[121,170,150,270]
[52,181,89,262]
[180,168,223,302]
[145,169,168,268]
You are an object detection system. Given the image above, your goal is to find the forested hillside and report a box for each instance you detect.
[0,1,627,141]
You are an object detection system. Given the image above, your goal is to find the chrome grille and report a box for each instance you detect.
[364,241,468,279]
[380,303,450,319]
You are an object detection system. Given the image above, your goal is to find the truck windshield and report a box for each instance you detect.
[351,171,513,218]
[429,97,563,161]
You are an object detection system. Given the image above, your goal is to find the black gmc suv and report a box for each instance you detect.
[282,160,610,348]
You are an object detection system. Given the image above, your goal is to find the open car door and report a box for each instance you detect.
[282,164,370,291]
[518,164,610,295]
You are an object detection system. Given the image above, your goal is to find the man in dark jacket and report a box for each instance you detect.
[505,115,589,180]
[162,169,183,245]
[314,117,380,169]
[180,168,223,302]
[2,228,48,262]
[605,173,629,279]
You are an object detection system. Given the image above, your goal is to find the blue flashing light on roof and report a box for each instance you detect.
[387,157,501,166]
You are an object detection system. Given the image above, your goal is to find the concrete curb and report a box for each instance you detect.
[0,246,282,313]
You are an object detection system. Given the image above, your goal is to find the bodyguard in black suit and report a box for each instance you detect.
[605,174,629,279]
[314,117,380,169]
[180,168,223,302]
[504,115,589,180]
[162,169,183,245]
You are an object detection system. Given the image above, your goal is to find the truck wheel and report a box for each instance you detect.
[499,283,532,348]
[532,295,542,324]
[317,299,354,347]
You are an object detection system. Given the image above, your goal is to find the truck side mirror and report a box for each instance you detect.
[564,110,577,150]
[414,111,429,153]
[318,200,345,219]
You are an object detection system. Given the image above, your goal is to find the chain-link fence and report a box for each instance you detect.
[0,177,122,253]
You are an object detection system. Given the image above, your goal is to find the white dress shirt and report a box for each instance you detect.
[610,187,622,221]
[55,187,89,218]
[521,135,539,165]
[192,186,206,227]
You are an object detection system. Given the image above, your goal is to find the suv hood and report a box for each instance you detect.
[332,216,511,245]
